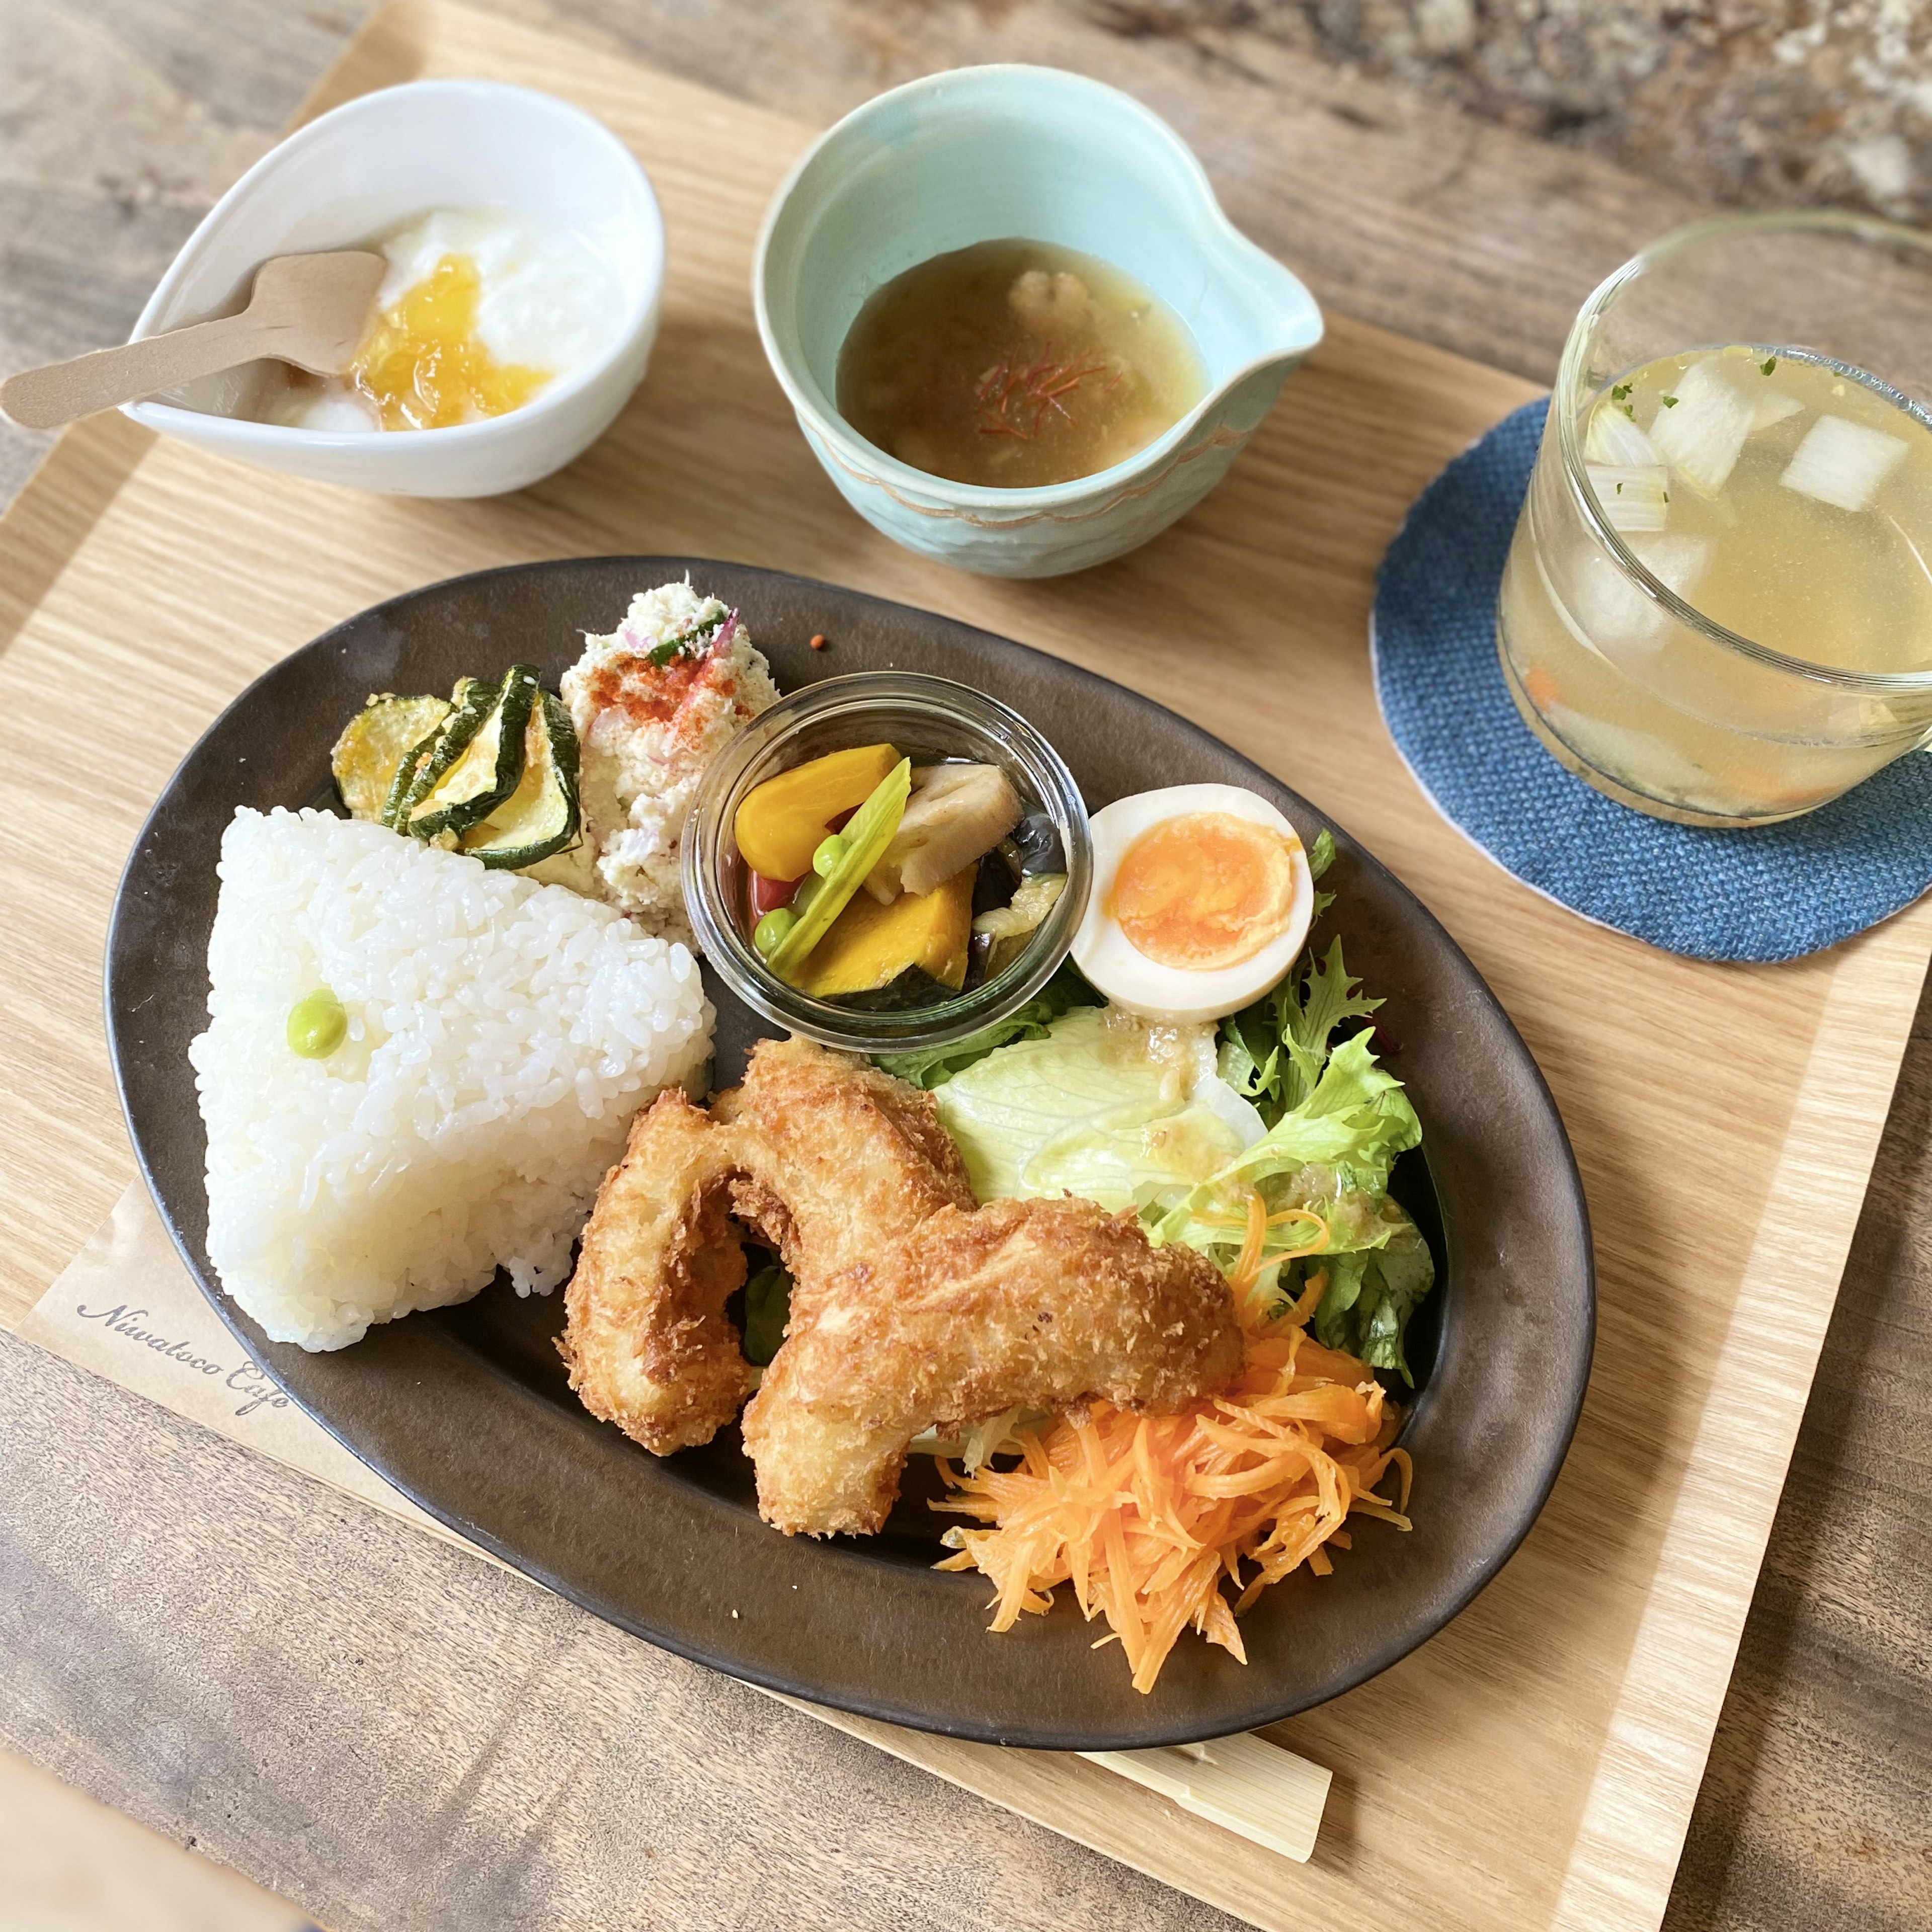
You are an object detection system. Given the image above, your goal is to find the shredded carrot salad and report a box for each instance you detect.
[934,1273,1413,1693]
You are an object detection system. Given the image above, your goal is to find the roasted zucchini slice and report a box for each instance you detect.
[379,714,452,829]
[331,693,451,822]
[405,666,541,842]
[460,692,582,870]
[388,676,498,828]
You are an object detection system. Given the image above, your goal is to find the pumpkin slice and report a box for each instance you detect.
[735,742,902,882]
[794,861,977,999]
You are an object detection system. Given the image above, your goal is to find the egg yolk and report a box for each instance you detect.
[1106,812,1298,971]
[349,253,552,431]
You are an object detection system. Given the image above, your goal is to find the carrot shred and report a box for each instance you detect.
[933,1292,1413,1692]
[1229,1189,1269,1292]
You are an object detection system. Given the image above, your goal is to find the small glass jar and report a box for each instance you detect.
[683,672,1092,1054]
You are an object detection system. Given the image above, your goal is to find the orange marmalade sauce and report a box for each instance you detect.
[349,254,551,430]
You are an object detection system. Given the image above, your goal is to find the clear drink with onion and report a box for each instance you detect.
[1497,215,1932,826]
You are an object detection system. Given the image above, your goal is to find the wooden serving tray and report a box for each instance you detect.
[2,5,1926,1927]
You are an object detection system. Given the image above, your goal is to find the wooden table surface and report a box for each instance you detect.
[1,6,1926,1930]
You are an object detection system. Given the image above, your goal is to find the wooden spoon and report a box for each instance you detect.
[0,250,387,431]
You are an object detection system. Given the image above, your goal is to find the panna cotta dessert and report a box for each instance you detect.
[255,207,624,433]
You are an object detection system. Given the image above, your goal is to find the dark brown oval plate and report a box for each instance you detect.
[107,557,1593,1750]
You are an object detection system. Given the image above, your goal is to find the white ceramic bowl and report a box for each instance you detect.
[123,80,664,498]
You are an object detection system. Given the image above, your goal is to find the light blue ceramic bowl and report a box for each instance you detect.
[753,65,1323,578]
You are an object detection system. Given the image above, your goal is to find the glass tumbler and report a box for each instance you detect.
[1497,213,1932,826]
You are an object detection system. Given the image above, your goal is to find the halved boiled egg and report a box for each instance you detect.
[1073,784,1313,1023]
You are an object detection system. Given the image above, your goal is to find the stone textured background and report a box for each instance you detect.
[1105,2,1931,220]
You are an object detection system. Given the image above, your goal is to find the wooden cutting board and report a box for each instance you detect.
[2,5,1926,1928]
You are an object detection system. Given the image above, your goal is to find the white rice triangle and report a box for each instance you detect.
[190,808,714,1351]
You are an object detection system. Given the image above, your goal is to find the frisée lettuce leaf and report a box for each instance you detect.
[1311,1224,1435,1375]
[1217,831,1381,1123]
[1219,926,1380,1125]
[1151,1029,1432,1379]
[1179,1029,1419,1200]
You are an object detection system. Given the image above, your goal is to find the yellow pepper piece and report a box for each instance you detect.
[735,741,901,882]
[794,863,977,999]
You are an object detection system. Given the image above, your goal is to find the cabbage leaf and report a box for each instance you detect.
[876,957,1100,1091]
[931,1005,1263,1212]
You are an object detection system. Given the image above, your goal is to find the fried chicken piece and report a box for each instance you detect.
[559,1088,754,1454]
[560,1036,971,1454]
[713,1035,974,1282]
[742,1195,1243,1538]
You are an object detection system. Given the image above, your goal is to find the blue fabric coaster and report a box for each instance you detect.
[1371,397,1932,963]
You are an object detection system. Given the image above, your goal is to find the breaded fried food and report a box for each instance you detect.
[562,1035,1242,1536]
[558,1087,754,1454]
[712,1036,974,1282]
[742,1196,1242,1537]
[560,1036,971,1453]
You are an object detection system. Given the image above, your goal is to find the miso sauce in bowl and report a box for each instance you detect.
[836,238,1207,488]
